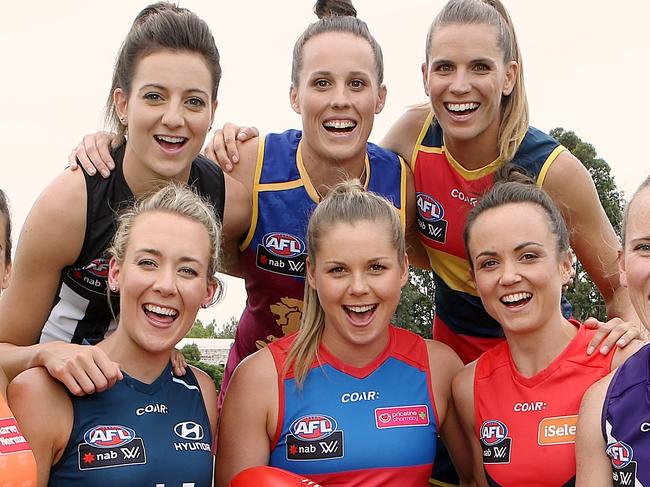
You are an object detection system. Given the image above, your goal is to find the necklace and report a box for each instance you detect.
[314,163,367,202]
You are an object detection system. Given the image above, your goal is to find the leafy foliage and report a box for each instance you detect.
[187,316,238,339]
[393,267,435,338]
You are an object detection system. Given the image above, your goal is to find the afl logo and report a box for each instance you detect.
[607,441,634,468]
[480,420,508,446]
[290,414,337,441]
[416,193,444,222]
[263,233,305,258]
[83,258,110,278]
[83,425,135,448]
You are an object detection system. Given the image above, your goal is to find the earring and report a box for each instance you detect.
[110,283,118,293]
[119,117,127,125]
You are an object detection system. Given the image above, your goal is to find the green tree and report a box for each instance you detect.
[393,267,435,339]
[180,343,201,362]
[550,128,625,321]
[215,316,238,339]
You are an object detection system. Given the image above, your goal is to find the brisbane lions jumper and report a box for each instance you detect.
[474,322,614,487]
[268,326,437,486]
[40,146,225,345]
[222,129,406,402]
[411,113,570,363]
[49,363,212,487]
[0,394,37,486]
[602,343,650,486]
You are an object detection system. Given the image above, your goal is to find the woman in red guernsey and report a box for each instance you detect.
[452,176,641,486]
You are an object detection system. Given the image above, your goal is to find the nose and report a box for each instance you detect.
[449,69,471,96]
[161,101,185,129]
[498,260,522,286]
[330,84,351,109]
[348,271,370,296]
[152,266,177,296]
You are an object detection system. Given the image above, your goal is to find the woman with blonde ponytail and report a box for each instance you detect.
[216,180,472,487]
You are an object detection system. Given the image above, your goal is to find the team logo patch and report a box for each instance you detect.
[374,405,429,429]
[172,421,211,453]
[257,233,306,277]
[286,414,343,461]
[607,441,638,486]
[0,417,31,455]
[480,420,511,464]
[416,193,448,243]
[84,425,135,448]
[537,415,578,445]
[67,257,110,294]
[78,425,145,470]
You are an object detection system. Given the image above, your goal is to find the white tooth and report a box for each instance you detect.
[346,304,374,313]
[324,120,356,129]
[158,135,185,143]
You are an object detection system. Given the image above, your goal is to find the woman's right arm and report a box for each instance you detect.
[452,363,489,487]
[0,170,121,393]
[215,349,277,487]
[575,375,614,487]
[8,367,73,487]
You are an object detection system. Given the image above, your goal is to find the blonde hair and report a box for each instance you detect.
[285,180,405,386]
[107,183,222,280]
[425,0,528,162]
[622,174,650,246]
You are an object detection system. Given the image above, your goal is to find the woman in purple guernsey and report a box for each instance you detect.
[576,175,650,487]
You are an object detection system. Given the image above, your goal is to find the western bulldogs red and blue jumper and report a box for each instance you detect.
[602,343,650,486]
[411,113,570,363]
[474,322,614,486]
[220,129,406,407]
[41,146,226,345]
[268,325,437,486]
[48,363,213,487]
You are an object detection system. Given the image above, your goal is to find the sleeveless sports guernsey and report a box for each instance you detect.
[474,322,614,486]
[49,363,212,487]
[221,129,406,403]
[40,146,226,345]
[602,343,650,486]
[0,393,37,486]
[268,326,437,486]
[411,113,570,363]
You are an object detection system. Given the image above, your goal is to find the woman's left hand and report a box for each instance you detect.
[584,317,643,355]
[171,348,188,376]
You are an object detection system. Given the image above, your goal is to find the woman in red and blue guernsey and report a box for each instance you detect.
[217,180,472,487]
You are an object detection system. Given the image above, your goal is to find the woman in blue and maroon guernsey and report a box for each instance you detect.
[216,180,472,487]
[453,176,641,487]
[576,176,650,487]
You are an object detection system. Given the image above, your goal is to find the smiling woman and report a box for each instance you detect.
[8,184,221,486]
[0,2,250,396]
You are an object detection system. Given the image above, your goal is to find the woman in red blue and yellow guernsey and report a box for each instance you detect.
[381,0,638,364]
[217,181,472,487]
[453,179,641,487]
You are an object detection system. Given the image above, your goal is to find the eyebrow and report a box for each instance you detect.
[475,241,543,259]
[138,84,210,98]
[137,248,202,264]
[308,70,371,78]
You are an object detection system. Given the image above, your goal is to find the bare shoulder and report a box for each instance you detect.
[612,339,644,369]
[425,339,463,373]
[584,371,614,406]
[381,104,431,161]
[9,366,67,399]
[189,365,218,399]
[231,347,276,386]
[8,367,71,425]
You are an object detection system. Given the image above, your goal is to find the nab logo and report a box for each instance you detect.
[480,420,508,446]
[84,425,135,448]
[607,441,634,469]
[263,233,305,258]
[416,193,444,222]
[290,415,337,441]
[174,421,204,441]
[83,258,110,278]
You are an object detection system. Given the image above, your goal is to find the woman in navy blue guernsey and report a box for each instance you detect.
[9,184,220,486]
[576,176,650,487]
[216,181,472,487]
